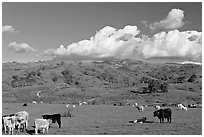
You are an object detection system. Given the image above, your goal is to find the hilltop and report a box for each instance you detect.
[2,58,202,105]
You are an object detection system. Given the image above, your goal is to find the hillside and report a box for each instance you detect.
[2,58,202,105]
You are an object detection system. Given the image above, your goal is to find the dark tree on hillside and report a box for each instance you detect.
[187,74,197,82]
[148,80,161,93]
[160,82,168,92]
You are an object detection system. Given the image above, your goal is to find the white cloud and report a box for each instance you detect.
[146,9,185,31]
[42,25,201,62]
[42,25,141,59]
[2,25,18,33]
[142,30,202,62]
[8,42,37,53]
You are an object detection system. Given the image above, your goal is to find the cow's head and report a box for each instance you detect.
[153,110,160,117]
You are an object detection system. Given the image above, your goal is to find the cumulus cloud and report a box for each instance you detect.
[2,25,18,33]
[42,25,201,62]
[8,42,37,53]
[144,9,185,31]
[42,25,141,59]
[142,30,202,62]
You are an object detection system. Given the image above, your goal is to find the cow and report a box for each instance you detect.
[83,102,88,105]
[34,119,50,134]
[79,102,83,106]
[15,111,29,132]
[66,104,70,108]
[2,114,15,131]
[32,101,37,104]
[22,103,28,106]
[135,103,144,112]
[153,108,172,123]
[178,103,188,110]
[42,113,61,128]
[134,117,147,123]
[37,91,41,97]
[2,115,16,134]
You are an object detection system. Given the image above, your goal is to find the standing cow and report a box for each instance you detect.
[15,111,29,132]
[34,119,50,134]
[42,113,61,128]
[153,108,172,123]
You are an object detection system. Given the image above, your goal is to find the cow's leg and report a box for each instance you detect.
[8,127,10,134]
[46,126,49,134]
[35,127,38,135]
[57,119,61,128]
[4,125,7,134]
[17,123,21,132]
[26,120,28,130]
[11,127,13,135]
[42,128,45,134]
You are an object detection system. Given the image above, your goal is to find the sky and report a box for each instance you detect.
[2,2,202,63]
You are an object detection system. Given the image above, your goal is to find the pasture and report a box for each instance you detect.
[2,103,202,135]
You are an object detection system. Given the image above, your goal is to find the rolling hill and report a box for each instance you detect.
[2,58,202,105]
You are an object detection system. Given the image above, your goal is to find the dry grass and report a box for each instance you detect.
[2,103,202,135]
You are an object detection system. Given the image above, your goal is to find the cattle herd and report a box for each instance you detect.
[1,102,198,135]
[2,110,61,135]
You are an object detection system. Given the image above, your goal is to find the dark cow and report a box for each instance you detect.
[153,108,172,123]
[41,113,61,128]
[22,103,28,106]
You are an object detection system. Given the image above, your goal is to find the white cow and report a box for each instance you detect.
[135,103,144,112]
[178,104,188,110]
[79,102,83,106]
[66,104,70,108]
[83,102,88,105]
[15,111,29,132]
[34,119,50,134]
[2,116,16,134]
[37,91,41,97]
[32,101,37,104]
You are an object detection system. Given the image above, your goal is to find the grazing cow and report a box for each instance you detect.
[83,102,88,105]
[126,103,131,106]
[32,101,37,104]
[73,105,76,108]
[22,103,28,106]
[135,103,144,112]
[34,119,50,134]
[37,91,41,97]
[79,102,83,106]
[42,113,61,128]
[66,104,70,108]
[15,111,29,132]
[153,108,172,123]
[178,104,188,110]
[154,105,161,110]
[2,116,16,134]
[134,117,147,123]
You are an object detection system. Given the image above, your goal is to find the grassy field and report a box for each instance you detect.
[2,103,202,135]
